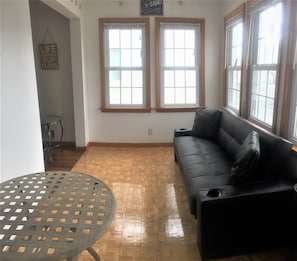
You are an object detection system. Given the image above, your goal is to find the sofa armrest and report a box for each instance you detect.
[174,128,192,137]
[196,181,296,260]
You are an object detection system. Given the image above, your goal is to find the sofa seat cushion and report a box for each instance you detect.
[174,136,232,215]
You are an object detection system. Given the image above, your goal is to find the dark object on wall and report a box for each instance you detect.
[40,43,59,69]
[141,0,163,15]
[39,30,59,70]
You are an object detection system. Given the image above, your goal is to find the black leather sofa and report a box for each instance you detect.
[174,107,297,260]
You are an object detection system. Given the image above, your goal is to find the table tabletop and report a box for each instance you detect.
[41,115,63,125]
[0,171,116,261]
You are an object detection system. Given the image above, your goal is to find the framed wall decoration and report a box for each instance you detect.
[141,0,163,15]
[39,30,59,70]
[40,43,59,70]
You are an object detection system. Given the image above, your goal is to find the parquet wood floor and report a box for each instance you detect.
[67,146,296,261]
[44,146,85,171]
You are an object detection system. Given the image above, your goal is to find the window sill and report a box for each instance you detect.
[100,107,151,113]
[156,106,206,112]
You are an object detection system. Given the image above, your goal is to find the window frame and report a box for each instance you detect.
[280,0,297,144]
[99,18,151,112]
[246,0,283,131]
[155,18,205,112]
[224,4,245,114]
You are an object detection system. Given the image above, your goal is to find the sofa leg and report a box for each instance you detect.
[174,152,178,162]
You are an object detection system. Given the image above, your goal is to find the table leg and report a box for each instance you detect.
[87,247,101,261]
[66,255,79,261]
[42,123,53,162]
[58,119,64,152]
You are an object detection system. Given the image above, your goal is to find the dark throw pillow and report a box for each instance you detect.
[192,109,221,140]
[229,131,260,185]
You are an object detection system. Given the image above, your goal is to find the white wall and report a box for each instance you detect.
[30,0,75,143]
[41,0,82,18]
[81,0,224,143]
[222,0,245,16]
[70,19,87,147]
[1,0,44,182]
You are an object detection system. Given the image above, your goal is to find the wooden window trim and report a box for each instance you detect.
[280,0,297,138]
[155,17,205,112]
[245,0,283,132]
[99,18,151,112]
[223,4,245,114]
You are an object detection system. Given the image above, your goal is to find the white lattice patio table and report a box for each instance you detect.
[0,171,116,261]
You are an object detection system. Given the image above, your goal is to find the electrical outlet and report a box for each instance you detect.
[148,128,153,136]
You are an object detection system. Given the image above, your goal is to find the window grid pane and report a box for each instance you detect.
[291,41,297,140]
[105,25,145,106]
[249,3,282,126]
[161,24,199,106]
[250,69,276,126]
[163,69,197,105]
[294,103,297,138]
[226,21,243,111]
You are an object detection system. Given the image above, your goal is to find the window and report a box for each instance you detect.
[226,22,243,112]
[289,38,297,142]
[224,5,244,113]
[248,2,282,127]
[156,18,205,111]
[99,18,150,112]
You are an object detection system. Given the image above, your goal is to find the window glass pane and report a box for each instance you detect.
[109,49,120,67]
[249,3,282,126]
[259,71,268,96]
[257,3,282,64]
[132,88,143,104]
[132,71,143,88]
[165,49,174,66]
[161,23,200,107]
[290,39,297,140]
[174,30,185,48]
[109,71,120,87]
[109,29,120,48]
[185,30,195,48]
[131,49,142,67]
[121,49,131,67]
[110,88,120,104]
[165,30,174,48]
[164,88,175,104]
[185,70,196,87]
[175,70,185,87]
[185,49,195,66]
[132,29,142,48]
[121,30,131,48]
[121,71,132,87]
[174,49,185,66]
[121,88,132,104]
[186,88,196,104]
[265,98,274,125]
[258,96,266,122]
[103,21,147,108]
[267,71,276,98]
[164,70,174,87]
[294,103,297,138]
[175,88,186,104]
[226,21,242,111]
[231,23,242,66]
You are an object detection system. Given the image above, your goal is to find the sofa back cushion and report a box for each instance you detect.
[217,107,292,179]
[229,131,260,184]
[192,109,221,141]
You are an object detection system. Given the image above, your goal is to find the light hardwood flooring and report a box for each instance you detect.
[60,146,296,261]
